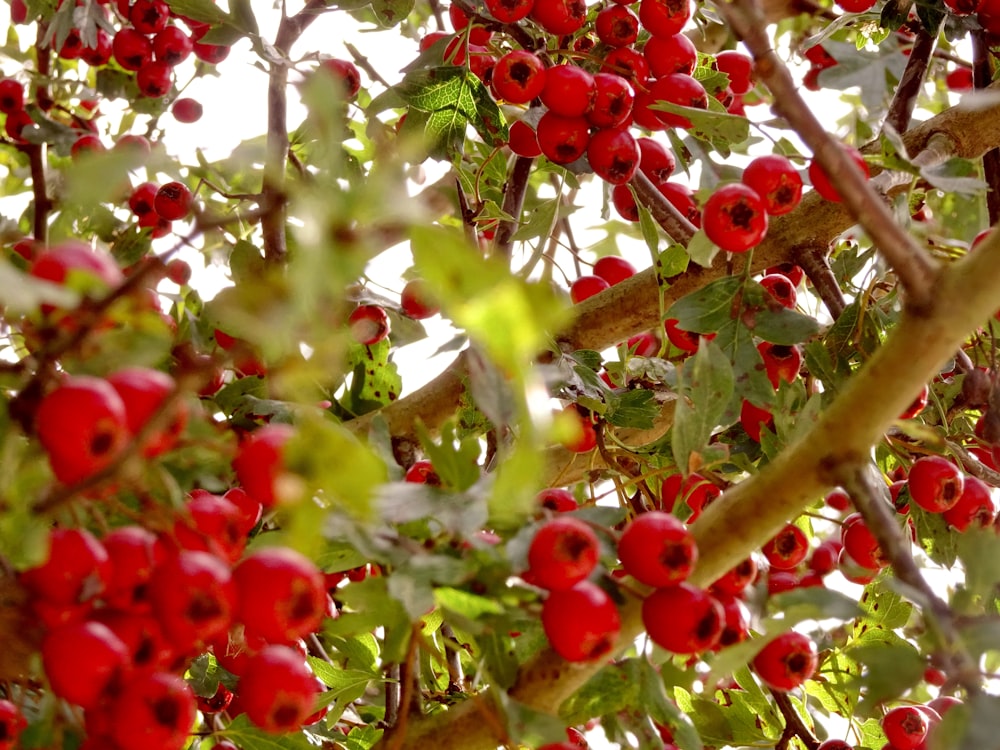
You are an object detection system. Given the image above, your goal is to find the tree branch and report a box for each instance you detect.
[883,26,936,135]
[629,170,697,247]
[717,0,941,311]
[795,244,846,320]
[494,155,535,258]
[972,30,1000,227]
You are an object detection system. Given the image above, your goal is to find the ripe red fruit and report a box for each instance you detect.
[234,547,327,644]
[825,487,851,511]
[484,0,534,22]
[702,183,769,253]
[618,511,698,587]
[588,128,640,185]
[942,474,996,530]
[107,367,187,457]
[836,0,877,10]
[644,33,697,78]
[42,621,131,709]
[570,274,611,303]
[612,184,640,222]
[233,423,295,507]
[840,512,887,570]
[752,631,817,691]
[136,60,174,97]
[173,491,247,562]
[129,182,159,218]
[404,459,441,485]
[149,549,237,652]
[535,112,590,164]
[22,527,112,609]
[766,262,805,287]
[491,50,546,104]
[907,455,964,513]
[542,581,621,661]
[762,523,809,570]
[594,256,637,285]
[643,583,724,654]
[130,0,170,33]
[627,331,660,356]
[596,5,639,47]
[808,145,869,203]
[30,240,123,297]
[320,58,361,98]
[192,41,231,64]
[527,516,600,591]
[154,181,193,220]
[0,700,26,750]
[35,376,130,484]
[816,741,854,750]
[538,487,577,512]
[899,384,929,420]
[760,273,798,309]
[714,50,754,94]
[603,47,650,85]
[587,72,635,129]
[239,645,323,733]
[508,119,542,157]
[541,65,596,118]
[531,0,587,34]
[348,304,391,345]
[639,0,692,37]
[648,73,708,128]
[110,671,196,750]
[882,705,930,750]
[740,399,774,442]
[113,28,153,70]
[171,97,203,123]
[0,79,24,114]
[808,538,842,575]
[742,154,803,215]
[102,525,162,611]
[153,26,193,65]
[711,555,758,596]
[400,279,439,319]
[757,342,802,387]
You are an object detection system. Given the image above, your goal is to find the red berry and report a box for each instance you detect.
[233,423,295,508]
[570,275,611,303]
[618,511,698,587]
[171,97,203,123]
[348,304,391,345]
[703,183,769,253]
[602,47,650,85]
[743,154,803,215]
[21,528,111,606]
[42,621,131,709]
[840,512,887,570]
[173,491,247,562]
[836,0,877,11]
[644,33,697,78]
[596,5,639,47]
[765,263,805,287]
[587,128,640,185]
[538,487,578,512]
[527,516,600,591]
[484,0,534,22]
[0,700,26,750]
[587,72,635,129]
[136,60,174,98]
[825,487,851,511]
[594,256,637,285]
[154,181,193,220]
[899,384,929,420]
[541,65,596,118]
[760,273,798,309]
[531,0,587,34]
[752,631,817,691]
[711,556,758,596]
[109,671,196,750]
[642,583,724,654]
[235,546,327,644]
[612,183,640,222]
[808,539,842,576]
[757,342,802,387]
[102,525,162,611]
[762,523,809,570]
[541,581,621,661]
[638,0,692,38]
[113,28,153,71]
[35,376,130,484]
[508,119,542,157]
[153,26,193,65]
[400,279,439,319]
[149,549,237,652]
[627,331,660,356]
[817,741,854,750]
[537,112,590,164]
[946,66,975,90]
[942,474,995,530]
[740,399,774,442]
[107,367,187,457]
[907,455,965,513]
[238,645,321,733]
[808,145,869,203]
[404,459,441,485]
[130,0,170,34]
[881,705,930,750]
[714,592,751,647]
[193,41,230,64]
[648,73,708,128]
[491,50,546,104]
[0,79,24,114]
[320,58,361,98]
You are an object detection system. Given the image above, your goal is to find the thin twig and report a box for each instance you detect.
[795,244,846,319]
[493,155,534,258]
[629,170,696,247]
[946,440,1000,488]
[883,26,936,135]
[384,625,421,750]
[771,688,819,750]
[840,464,983,695]
[718,0,941,311]
[439,623,465,692]
[345,41,391,88]
[594,422,656,512]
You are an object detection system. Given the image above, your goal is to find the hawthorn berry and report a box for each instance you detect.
[644,33,698,78]
[648,73,708,128]
[113,28,153,71]
[136,60,174,98]
[541,581,621,661]
[638,0,693,38]
[711,555,758,596]
[808,538,842,576]
[840,512,887,570]
[757,342,802,387]
[587,128,640,185]
[109,671,196,750]
[171,97,203,123]
[537,112,590,164]
[663,317,701,353]
[836,0,877,11]
[765,262,805,287]
[237,645,322,733]
[0,700,26,750]
[627,331,660,356]
[42,620,131,709]
[602,47,650,85]
[541,65,596,118]
[660,181,702,225]
[596,5,639,46]
[612,184,640,222]
[825,487,852,511]
[193,41,231,64]
[942,473,995,530]
[594,256,637,285]
[527,516,600,590]
[740,399,774,442]
[538,487,578,512]
[149,549,238,652]
[570,275,611,303]
[714,592,751,647]
[617,511,698,587]
[107,367,187,457]
[761,523,809,570]
[531,0,587,34]
[882,705,930,750]
[349,304,391,345]
[907,455,964,513]
[173,491,247,563]
[234,546,328,644]
[154,181,193,220]
[508,119,542,157]
[35,376,130,484]
[742,154,803,215]
[816,741,854,750]
[642,583,724,654]
[659,472,720,519]
[808,145,869,203]
[587,72,634,129]
[130,0,170,34]
[233,422,296,507]
[752,631,818,691]
[714,50,754,94]
[484,0,534,22]
[702,183,769,253]
[21,527,111,606]
[102,525,162,611]
[153,26,194,65]
[491,51,546,104]
[760,273,798,309]
[0,79,24,114]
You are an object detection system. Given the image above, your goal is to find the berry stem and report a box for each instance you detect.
[771,687,819,750]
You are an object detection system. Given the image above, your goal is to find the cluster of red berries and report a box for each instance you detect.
[128,180,195,237]
[18,495,331,749]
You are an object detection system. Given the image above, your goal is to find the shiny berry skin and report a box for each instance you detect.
[171,97,202,123]
[130,0,170,33]
[0,700,26,750]
[643,583,724,654]
[42,621,131,709]
[715,592,751,647]
[149,550,237,652]
[113,28,153,71]
[571,274,611,303]
[537,112,590,164]
[542,581,621,661]
[72,132,104,158]
[320,58,361,98]
[808,145,869,203]
[404,459,441,485]
[154,181,193,220]
[587,72,634,129]
[234,547,327,644]
[703,183,769,253]
[137,60,173,98]
[840,512,887,570]
[21,527,112,606]
[636,137,675,184]
[233,423,295,508]
[348,304,391,345]
[660,472,721,521]
[659,181,701,226]
[752,631,817,691]
[0,79,24,114]
[193,41,231,64]
[644,33,697,78]
[35,376,130,484]
[760,273,798,308]
[825,487,852,511]
[508,119,542,157]
[107,367,187,457]
[484,0,534,23]
[743,154,803,215]
[639,0,692,38]
[808,539,842,575]
[400,279,439,319]
[237,645,321,733]
[711,555,758,596]
[173,491,247,563]
[153,26,193,64]
[740,399,774,442]
[541,65,595,118]
[596,5,639,46]
[627,331,660,356]
[648,73,708,128]
[907,455,964,513]
[836,0,877,10]
[757,342,802,388]
[130,182,159,218]
[491,51,546,104]
[588,128,640,185]
[766,262,805,287]
[714,50,754,95]
[538,487,577,512]
[816,741,854,750]
[102,525,161,611]
[602,47,650,86]
[618,511,697,587]
[594,256,637,285]
[946,66,974,90]
[881,705,929,750]
[531,0,587,34]
[109,671,196,750]
[527,516,600,591]
[762,523,809,570]
[942,474,996,530]
[31,240,123,298]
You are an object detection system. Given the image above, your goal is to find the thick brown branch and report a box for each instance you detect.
[972,30,1000,226]
[629,170,697,247]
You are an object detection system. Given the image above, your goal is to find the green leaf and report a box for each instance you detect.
[649,101,749,152]
[657,243,690,282]
[671,340,734,473]
[164,0,230,24]
[857,580,913,630]
[764,587,862,627]
[639,661,703,750]
[560,660,643,724]
[920,158,988,195]
[685,229,720,268]
[847,630,924,711]
[957,528,1000,599]
[219,714,316,750]
[434,586,505,618]
[667,276,742,333]
[606,388,659,429]
[416,421,482,492]
[371,0,414,26]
